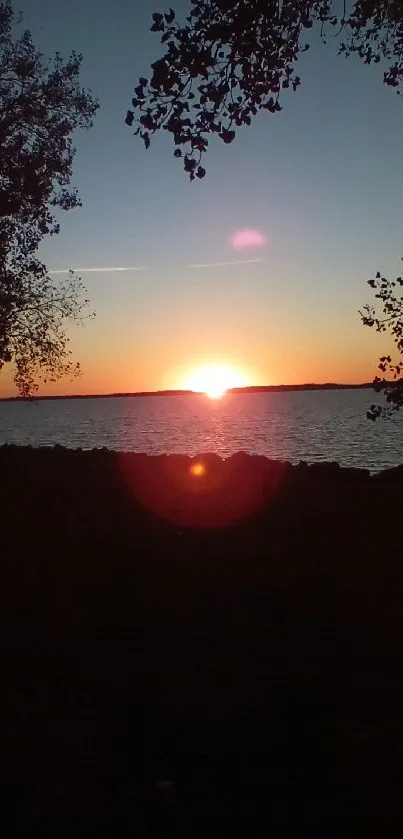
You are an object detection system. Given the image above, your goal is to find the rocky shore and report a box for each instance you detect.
[1,445,403,836]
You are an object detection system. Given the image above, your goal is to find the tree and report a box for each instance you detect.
[127,1,403,418]
[0,0,98,396]
[360,267,403,419]
[126,0,403,179]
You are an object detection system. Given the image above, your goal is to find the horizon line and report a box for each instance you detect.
[0,382,378,402]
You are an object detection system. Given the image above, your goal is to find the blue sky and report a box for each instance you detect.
[3,0,403,394]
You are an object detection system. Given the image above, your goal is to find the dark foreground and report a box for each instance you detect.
[1,446,403,837]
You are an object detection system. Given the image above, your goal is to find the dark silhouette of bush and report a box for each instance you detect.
[1,445,403,834]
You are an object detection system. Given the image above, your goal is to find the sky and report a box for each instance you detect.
[1,0,403,396]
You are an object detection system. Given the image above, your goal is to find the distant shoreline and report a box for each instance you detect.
[0,382,380,402]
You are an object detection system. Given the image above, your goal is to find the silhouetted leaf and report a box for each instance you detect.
[184,155,196,172]
[219,129,235,143]
[140,114,154,130]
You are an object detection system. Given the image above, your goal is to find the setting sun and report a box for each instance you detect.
[183,364,247,399]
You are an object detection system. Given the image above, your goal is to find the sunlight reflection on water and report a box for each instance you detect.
[0,389,402,472]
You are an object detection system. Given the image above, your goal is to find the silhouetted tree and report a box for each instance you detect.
[128,1,403,417]
[0,0,98,395]
[360,267,403,419]
[127,0,403,179]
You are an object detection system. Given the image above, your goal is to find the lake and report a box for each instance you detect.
[1,388,402,472]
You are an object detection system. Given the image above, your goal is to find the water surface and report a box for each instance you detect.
[0,389,402,472]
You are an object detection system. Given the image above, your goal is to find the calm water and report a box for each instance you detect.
[0,389,402,472]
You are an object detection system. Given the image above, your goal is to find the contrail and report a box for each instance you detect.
[49,266,147,274]
[48,259,263,275]
[187,258,263,269]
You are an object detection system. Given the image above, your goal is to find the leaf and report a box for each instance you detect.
[125,110,134,126]
[165,9,175,24]
[196,166,206,178]
[184,155,196,173]
[140,114,154,130]
[219,129,235,143]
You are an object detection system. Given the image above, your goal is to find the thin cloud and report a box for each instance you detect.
[187,258,263,269]
[49,266,147,274]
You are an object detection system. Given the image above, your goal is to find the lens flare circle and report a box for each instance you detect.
[117,452,287,529]
[190,462,206,477]
[230,228,267,250]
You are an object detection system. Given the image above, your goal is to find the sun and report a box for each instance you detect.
[183,363,247,399]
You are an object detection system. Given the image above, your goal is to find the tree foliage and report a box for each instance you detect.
[127,0,403,179]
[360,267,403,419]
[0,0,98,395]
[129,1,403,419]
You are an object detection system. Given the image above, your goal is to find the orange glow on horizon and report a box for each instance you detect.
[0,328,383,399]
[182,363,248,399]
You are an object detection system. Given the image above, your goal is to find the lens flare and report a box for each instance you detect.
[190,462,206,477]
[117,452,287,529]
[230,228,267,250]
